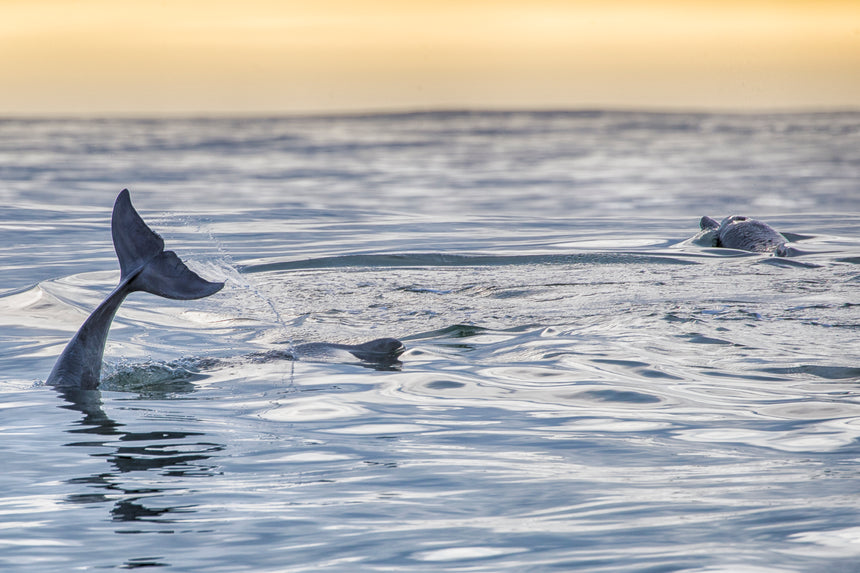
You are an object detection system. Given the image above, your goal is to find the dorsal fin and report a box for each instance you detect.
[111,189,164,280]
[700,216,720,230]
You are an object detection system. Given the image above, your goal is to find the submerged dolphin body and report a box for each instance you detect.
[294,337,406,363]
[698,215,795,256]
[47,189,224,389]
[242,338,407,370]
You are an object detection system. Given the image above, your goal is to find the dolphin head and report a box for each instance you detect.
[350,338,406,359]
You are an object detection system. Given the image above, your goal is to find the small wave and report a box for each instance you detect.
[573,389,663,404]
[758,257,823,269]
[0,283,44,308]
[402,324,491,340]
[681,333,737,346]
[101,358,211,396]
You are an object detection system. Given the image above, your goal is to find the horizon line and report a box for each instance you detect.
[2,104,859,121]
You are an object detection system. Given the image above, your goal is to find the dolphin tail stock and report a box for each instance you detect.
[112,189,224,299]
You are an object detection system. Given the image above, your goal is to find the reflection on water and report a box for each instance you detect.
[55,385,224,538]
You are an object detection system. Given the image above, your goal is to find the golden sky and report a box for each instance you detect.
[1,0,859,115]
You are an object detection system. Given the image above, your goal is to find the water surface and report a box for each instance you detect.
[1,111,860,572]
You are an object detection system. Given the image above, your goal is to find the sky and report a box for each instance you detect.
[1,0,859,115]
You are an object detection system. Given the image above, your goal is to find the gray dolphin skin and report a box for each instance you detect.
[294,337,406,363]
[699,215,793,255]
[46,189,224,389]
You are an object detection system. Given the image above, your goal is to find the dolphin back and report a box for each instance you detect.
[113,189,224,299]
[717,216,787,253]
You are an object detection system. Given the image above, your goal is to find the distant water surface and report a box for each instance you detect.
[1,111,859,572]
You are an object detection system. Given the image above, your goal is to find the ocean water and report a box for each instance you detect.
[1,111,859,572]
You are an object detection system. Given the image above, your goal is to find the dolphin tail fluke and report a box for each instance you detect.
[112,189,224,299]
[112,189,165,281]
[131,250,224,300]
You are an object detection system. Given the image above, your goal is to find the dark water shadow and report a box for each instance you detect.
[239,251,700,274]
[758,365,860,380]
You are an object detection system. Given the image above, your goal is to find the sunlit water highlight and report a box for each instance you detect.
[1,111,859,572]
